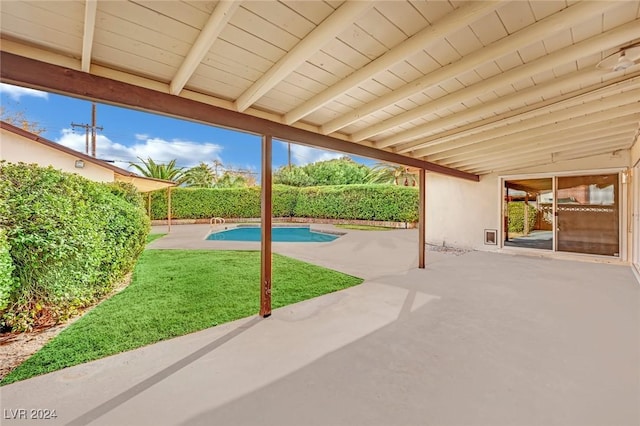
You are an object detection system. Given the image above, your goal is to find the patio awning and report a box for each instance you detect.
[1,1,638,176]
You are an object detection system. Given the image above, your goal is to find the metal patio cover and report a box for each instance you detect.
[1,0,639,178]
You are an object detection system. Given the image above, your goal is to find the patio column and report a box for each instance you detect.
[260,134,273,317]
[167,186,172,233]
[419,168,426,269]
[505,185,509,242]
[524,193,529,235]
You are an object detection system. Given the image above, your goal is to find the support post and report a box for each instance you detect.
[524,193,529,235]
[147,192,152,217]
[419,168,426,269]
[260,135,273,317]
[505,185,509,242]
[167,186,172,233]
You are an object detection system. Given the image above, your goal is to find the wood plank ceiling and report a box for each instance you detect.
[1,0,639,177]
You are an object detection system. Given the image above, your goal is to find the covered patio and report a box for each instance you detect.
[3,0,640,313]
[2,245,638,425]
[1,2,640,423]
[2,1,640,304]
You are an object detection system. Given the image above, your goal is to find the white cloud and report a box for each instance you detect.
[287,143,344,165]
[0,83,48,101]
[134,133,148,141]
[55,129,223,172]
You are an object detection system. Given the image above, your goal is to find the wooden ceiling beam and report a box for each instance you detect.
[169,1,240,96]
[549,140,632,162]
[234,1,373,112]
[352,18,640,142]
[323,0,617,136]
[387,69,640,151]
[415,100,640,159]
[0,38,362,145]
[393,70,640,154]
[422,89,640,161]
[81,0,98,72]
[446,121,639,168]
[419,108,639,162]
[447,125,637,169]
[469,140,631,175]
[456,138,633,174]
[0,51,478,182]
[283,0,503,125]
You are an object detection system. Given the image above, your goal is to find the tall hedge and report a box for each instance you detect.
[294,185,418,222]
[0,162,150,331]
[507,202,538,234]
[149,186,300,219]
[0,229,16,312]
[150,184,418,222]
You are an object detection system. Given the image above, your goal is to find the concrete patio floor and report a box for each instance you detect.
[1,225,638,426]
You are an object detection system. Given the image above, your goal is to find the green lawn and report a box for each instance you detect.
[2,250,362,385]
[146,233,166,244]
[335,224,394,231]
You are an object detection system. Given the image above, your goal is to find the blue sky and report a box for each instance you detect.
[0,83,375,174]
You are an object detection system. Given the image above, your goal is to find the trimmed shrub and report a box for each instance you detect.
[294,185,418,222]
[0,163,149,331]
[507,202,537,234]
[272,185,299,217]
[149,187,261,220]
[150,184,418,223]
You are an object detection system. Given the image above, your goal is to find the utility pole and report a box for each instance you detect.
[90,103,102,157]
[71,102,103,157]
[70,122,90,154]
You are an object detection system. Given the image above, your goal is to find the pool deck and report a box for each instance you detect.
[148,223,419,280]
[2,224,638,425]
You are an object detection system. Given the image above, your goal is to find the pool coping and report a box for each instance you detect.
[204,223,347,242]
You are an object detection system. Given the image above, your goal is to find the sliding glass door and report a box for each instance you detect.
[504,178,553,250]
[556,174,619,256]
[503,173,620,257]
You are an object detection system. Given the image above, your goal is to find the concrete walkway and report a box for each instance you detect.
[2,226,639,426]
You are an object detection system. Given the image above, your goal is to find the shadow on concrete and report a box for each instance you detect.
[67,317,262,426]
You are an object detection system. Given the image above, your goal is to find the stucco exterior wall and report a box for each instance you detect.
[427,151,631,253]
[426,172,500,251]
[0,128,115,182]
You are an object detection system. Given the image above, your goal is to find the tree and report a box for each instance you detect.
[366,163,416,186]
[304,157,370,186]
[216,171,248,188]
[129,157,184,182]
[182,162,216,187]
[225,168,257,187]
[0,106,45,135]
[273,157,370,187]
[273,165,314,186]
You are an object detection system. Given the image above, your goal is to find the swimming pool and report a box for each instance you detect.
[206,226,339,242]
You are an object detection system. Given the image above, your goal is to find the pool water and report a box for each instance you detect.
[207,226,339,242]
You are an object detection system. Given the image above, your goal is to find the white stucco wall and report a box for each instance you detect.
[426,172,500,250]
[0,128,115,182]
[427,151,631,252]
